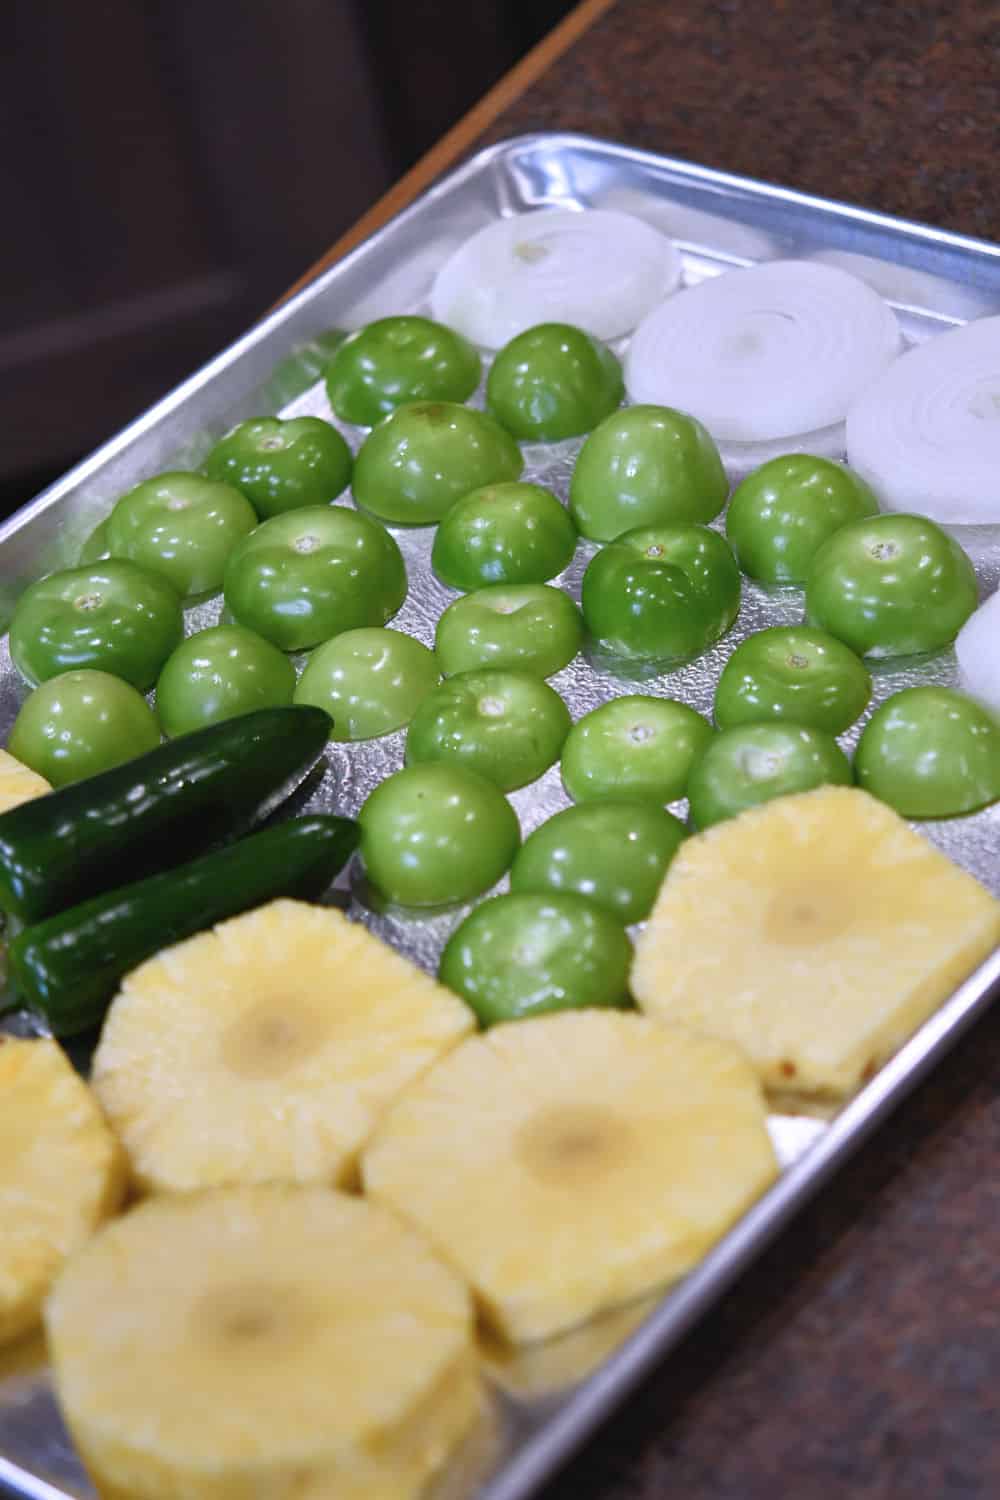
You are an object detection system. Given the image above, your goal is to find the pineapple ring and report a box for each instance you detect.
[0,1037,125,1347]
[91,898,473,1195]
[45,1185,481,1500]
[631,786,1000,1101]
[362,1009,778,1344]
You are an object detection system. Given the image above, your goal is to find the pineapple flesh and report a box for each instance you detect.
[362,1009,778,1344]
[0,749,50,814]
[0,1037,125,1347]
[631,786,1000,1103]
[44,1184,481,1500]
[92,898,473,1195]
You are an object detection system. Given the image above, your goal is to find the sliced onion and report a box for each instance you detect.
[846,315,1000,524]
[955,590,1000,714]
[429,208,681,349]
[624,259,901,442]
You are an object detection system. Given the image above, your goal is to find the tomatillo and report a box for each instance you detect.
[714,626,871,734]
[155,625,296,737]
[726,454,880,584]
[486,322,624,441]
[560,694,714,804]
[438,891,632,1026]
[854,686,1000,817]
[405,669,571,791]
[223,505,407,651]
[431,481,577,590]
[805,513,977,658]
[325,315,480,426]
[294,628,439,741]
[358,762,520,909]
[8,670,161,788]
[569,404,728,541]
[352,401,523,525]
[105,471,257,597]
[510,800,685,924]
[687,722,853,829]
[435,583,583,678]
[9,560,183,691]
[582,524,740,664]
[204,416,352,518]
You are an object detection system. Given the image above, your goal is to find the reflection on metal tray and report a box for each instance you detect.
[1,133,999,1500]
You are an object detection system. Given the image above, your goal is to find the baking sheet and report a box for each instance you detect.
[1,133,999,1500]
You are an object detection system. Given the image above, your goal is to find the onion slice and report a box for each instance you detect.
[846,315,1000,524]
[624,259,901,443]
[955,590,1000,714]
[429,208,681,349]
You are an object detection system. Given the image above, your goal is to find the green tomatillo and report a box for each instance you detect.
[560,694,714,804]
[294,628,439,741]
[431,482,577,591]
[569,404,728,541]
[8,670,161,788]
[486,322,624,441]
[203,417,352,518]
[223,505,407,652]
[155,625,296,737]
[714,626,871,734]
[352,401,523,526]
[435,583,583,679]
[324,315,481,426]
[725,454,880,584]
[9,560,183,691]
[405,669,570,791]
[854,686,1000,817]
[687,722,853,829]
[105,471,257,598]
[805,513,977,659]
[437,891,632,1026]
[581,523,740,665]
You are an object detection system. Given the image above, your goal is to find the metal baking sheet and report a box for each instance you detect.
[1,132,999,1500]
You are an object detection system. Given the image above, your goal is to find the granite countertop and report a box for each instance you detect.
[467,4,999,1498]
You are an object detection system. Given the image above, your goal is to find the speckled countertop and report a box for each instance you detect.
[469,3,1000,1497]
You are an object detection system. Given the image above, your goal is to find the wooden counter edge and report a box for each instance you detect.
[280,0,617,303]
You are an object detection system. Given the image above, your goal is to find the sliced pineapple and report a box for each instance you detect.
[631,786,1000,1102]
[0,1037,125,1347]
[45,1184,481,1500]
[0,749,50,815]
[91,897,473,1195]
[362,1009,778,1344]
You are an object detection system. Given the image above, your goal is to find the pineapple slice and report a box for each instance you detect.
[45,1184,481,1500]
[631,786,1000,1102]
[0,1037,125,1347]
[362,1009,778,1344]
[92,897,473,1195]
[0,749,49,814]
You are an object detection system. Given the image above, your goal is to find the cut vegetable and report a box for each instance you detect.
[631,786,1000,1101]
[363,1009,777,1343]
[625,259,900,442]
[430,208,680,348]
[45,1185,480,1500]
[0,1038,125,1346]
[92,898,473,1194]
[846,314,1000,523]
[956,590,1000,713]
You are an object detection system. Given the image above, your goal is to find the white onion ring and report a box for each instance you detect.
[955,590,1000,714]
[624,259,901,442]
[429,208,681,349]
[846,314,1000,524]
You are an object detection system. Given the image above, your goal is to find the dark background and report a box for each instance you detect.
[2,0,573,516]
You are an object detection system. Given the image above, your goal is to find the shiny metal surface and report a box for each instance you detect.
[1,133,999,1500]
